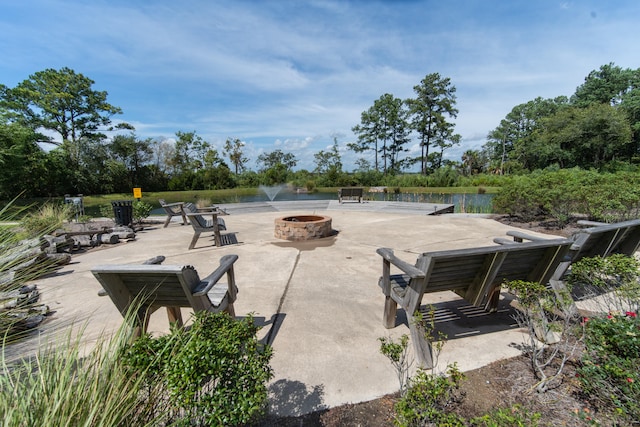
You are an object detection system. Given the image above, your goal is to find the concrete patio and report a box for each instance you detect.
[24,201,559,416]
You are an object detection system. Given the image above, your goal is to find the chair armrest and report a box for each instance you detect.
[185,211,219,219]
[494,237,518,245]
[195,206,219,213]
[376,248,425,279]
[577,220,607,227]
[162,202,184,208]
[505,230,548,243]
[193,255,239,296]
[142,255,165,265]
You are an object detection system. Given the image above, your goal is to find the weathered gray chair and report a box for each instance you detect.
[92,254,239,336]
[377,238,573,367]
[158,199,188,228]
[497,219,640,280]
[182,204,228,249]
[495,219,640,306]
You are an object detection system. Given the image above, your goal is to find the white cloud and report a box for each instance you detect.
[2,0,639,172]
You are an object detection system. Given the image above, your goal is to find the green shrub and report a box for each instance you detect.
[393,363,465,427]
[492,174,543,221]
[568,254,640,422]
[567,254,640,314]
[379,334,412,395]
[492,169,640,223]
[577,312,640,422]
[427,166,460,187]
[99,203,114,219]
[120,312,273,426]
[459,173,512,188]
[132,200,153,224]
[469,404,541,426]
[506,279,581,393]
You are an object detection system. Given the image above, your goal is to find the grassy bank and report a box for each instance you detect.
[4,186,498,218]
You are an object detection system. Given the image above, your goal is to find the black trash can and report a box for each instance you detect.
[111,200,133,226]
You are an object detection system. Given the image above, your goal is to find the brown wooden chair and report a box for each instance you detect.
[92,254,239,336]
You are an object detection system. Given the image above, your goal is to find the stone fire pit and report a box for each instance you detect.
[274,215,332,241]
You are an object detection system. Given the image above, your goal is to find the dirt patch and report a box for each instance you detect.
[491,214,582,238]
[255,354,623,426]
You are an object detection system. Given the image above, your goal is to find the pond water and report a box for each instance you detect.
[150,190,494,214]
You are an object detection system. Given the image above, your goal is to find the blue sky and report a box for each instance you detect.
[2,1,639,171]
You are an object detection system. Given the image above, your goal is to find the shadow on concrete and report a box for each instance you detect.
[246,313,287,347]
[267,379,327,417]
[413,293,520,340]
[271,234,338,252]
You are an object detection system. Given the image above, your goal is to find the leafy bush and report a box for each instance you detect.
[567,254,640,422]
[99,203,114,219]
[120,312,273,426]
[458,173,512,188]
[393,363,466,426]
[567,254,640,314]
[492,174,544,221]
[492,169,640,223]
[506,279,581,392]
[427,165,460,187]
[469,404,542,426]
[379,334,412,395]
[578,312,640,422]
[132,200,153,224]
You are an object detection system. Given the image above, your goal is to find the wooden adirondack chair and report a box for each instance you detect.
[377,238,573,367]
[182,203,228,249]
[92,254,239,336]
[158,199,189,228]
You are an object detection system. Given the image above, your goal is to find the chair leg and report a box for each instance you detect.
[189,232,201,249]
[225,303,236,317]
[485,287,501,313]
[163,216,171,228]
[132,308,153,339]
[383,296,398,329]
[166,307,184,328]
[214,228,222,247]
[409,319,434,369]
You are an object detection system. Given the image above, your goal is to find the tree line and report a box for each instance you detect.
[468,63,640,175]
[1,64,639,199]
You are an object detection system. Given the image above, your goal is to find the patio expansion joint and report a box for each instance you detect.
[264,250,301,346]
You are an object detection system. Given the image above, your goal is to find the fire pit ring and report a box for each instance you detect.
[274,215,332,241]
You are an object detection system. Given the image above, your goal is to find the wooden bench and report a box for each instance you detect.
[377,238,573,367]
[495,218,640,310]
[499,219,640,280]
[92,255,239,336]
[338,187,363,203]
